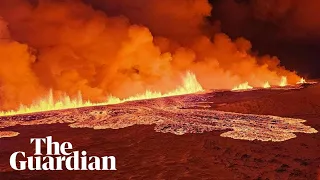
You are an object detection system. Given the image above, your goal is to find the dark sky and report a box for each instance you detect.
[208,0,320,78]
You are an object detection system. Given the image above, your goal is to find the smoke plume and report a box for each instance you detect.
[0,0,299,110]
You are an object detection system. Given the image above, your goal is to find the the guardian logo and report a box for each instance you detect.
[10,136,116,171]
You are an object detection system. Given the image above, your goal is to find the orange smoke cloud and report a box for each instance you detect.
[0,0,299,110]
[84,0,214,42]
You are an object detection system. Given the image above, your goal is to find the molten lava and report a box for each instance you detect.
[232,82,253,91]
[0,88,317,142]
[297,78,306,84]
[0,72,203,116]
[279,76,288,87]
[263,82,271,88]
[0,71,310,117]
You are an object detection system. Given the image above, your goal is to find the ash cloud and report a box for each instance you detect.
[0,0,299,110]
[84,0,215,43]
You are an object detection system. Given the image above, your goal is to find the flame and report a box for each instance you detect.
[232,82,253,91]
[0,68,310,117]
[279,76,288,87]
[263,82,271,88]
[297,78,306,84]
[0,72,203,117]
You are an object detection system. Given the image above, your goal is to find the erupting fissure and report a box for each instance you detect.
[263,82,271,88]
[279,76,288,87]
[0,72,203,116]
[232,82,253,91]
[0,0,311,117]
[0,73,309,116]
[297,78,306,84]
[231,77,309,91]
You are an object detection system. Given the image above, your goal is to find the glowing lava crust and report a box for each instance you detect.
[0,84,317,142]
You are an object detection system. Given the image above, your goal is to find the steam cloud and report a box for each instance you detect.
[0,0,299,110]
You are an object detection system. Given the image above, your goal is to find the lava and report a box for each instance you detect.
[0,74,311,117]
[263,82,271,88]
[232,82,253,91]
[0,131,19,138]
[297,78,307,84]
[279,76,288,87]
[0,72,203,117]
[0,0,303,113]
[0,90,317,141]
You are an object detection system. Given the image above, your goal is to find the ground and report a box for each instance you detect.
[0,84,319,180]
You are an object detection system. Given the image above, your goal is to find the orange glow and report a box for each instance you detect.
[0,72,203,117]
[0,0,304,113]
[232,82,253,91]
[279,76,288,87]
[263,82,271,88]
[297,78,306,84]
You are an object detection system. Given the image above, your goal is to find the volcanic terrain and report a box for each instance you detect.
[0,83,319,180]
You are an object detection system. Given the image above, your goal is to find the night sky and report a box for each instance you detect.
[209,0,320,78]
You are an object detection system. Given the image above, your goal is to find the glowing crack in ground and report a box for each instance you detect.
[0,131,19,138]
[0,94,317,141]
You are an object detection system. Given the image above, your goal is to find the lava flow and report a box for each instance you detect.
[0,73,316,142]
[0,87,317,142]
